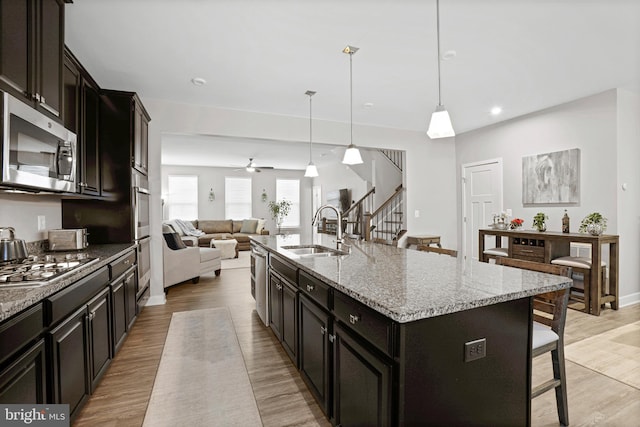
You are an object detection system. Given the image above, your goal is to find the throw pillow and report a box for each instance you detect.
[240,219,258,234]
[251,217,266,234]
[163,232,187,250]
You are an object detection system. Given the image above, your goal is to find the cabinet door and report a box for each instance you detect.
[124,269,137,330]
[333,323,392,427]
[281,280,298,364]
[268,273,283,341]
[111,278,127,353]
[0,0,30,100]
[62,52,80,133]
[133,103,149,175]
[87,288,111,392]
[299,294,331,414]
[49,306,90,419]
[81,81,100,195]
[0,339,47,404]
[37,0,63,116]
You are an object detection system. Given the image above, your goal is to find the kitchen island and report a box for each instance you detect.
[251,234,571,426]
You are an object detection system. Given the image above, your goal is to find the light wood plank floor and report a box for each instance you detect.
[74,266,640,426]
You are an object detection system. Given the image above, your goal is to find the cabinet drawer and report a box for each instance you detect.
[299,270,331,310]
[333,291,394,357]
[512,246,544,262]
[109,251,136,280]
[270,255,297,285]
[0,304,44,366]
[45,266,110,326]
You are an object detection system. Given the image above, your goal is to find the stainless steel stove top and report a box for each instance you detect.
[0,253,99,288]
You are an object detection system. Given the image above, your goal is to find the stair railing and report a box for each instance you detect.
[367,184,405,243]
[379,149,403,172]
[342,187,375,238]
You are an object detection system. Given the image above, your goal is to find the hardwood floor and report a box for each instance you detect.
[74,265,640,426]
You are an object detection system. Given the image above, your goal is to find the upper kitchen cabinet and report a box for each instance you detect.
[133,102,149,175]
[0,0,68,119]
[63,48,101,196]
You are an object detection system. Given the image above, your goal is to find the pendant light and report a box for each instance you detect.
[427,0,455,139]
[304,90,319,177]
[342,45,364,165]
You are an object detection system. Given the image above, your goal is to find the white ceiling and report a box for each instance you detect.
[65,0,640,169]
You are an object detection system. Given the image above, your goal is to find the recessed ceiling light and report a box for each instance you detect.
[191,77,207,86]
[490,106,503,116]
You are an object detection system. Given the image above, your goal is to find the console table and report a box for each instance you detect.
[406,235,442,249]
[479,229,619,315]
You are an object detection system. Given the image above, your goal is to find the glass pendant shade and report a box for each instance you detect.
[427,105,455,139]
[304,162,318,177]
[342,144,363,165]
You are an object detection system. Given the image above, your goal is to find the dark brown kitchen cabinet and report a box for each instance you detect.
[133,102,149,175]
[0,339,47,404]
[281,279,298,363]
[110,275,127,353]
[299,294,331,415]
[268,272,283,341]
[269,255,298,364]
[48,305,90,420]
[0,0,65,118]
[125,267,138,330]
[332,323,393,427]
[63,48,102,196]
[87,288,111,393]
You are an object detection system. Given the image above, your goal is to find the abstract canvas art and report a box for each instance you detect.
[522,148,580,204]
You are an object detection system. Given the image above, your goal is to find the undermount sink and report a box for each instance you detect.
[281,245,348,258]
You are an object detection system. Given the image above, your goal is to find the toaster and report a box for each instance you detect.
[48,229,88,251]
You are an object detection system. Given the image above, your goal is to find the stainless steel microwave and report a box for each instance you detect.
[1,91,77,192]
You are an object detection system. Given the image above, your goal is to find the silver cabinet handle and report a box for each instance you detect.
[349,314,360,325]
[306,284,315,292]
[320,326,327,335]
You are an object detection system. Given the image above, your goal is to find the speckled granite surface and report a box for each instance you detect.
[251,234,572,323]
[0,243,135,322]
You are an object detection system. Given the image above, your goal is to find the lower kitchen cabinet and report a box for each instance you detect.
[125,267,137,330]
[0,339,47,404]
[268,272,283,341]
[299,294,331,414]
[268,270,298,364]
[333,323,393,427]
[111,266,136,353]
[48,305,90,419]
[87,287,111,393]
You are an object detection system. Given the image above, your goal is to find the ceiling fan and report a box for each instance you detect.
[238,158,274,173]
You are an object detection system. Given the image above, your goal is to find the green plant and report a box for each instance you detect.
[579,212,607,233]
[268,199,292,232]
[532,212,548,231]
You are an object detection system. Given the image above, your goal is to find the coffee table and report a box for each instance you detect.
[210,238,238,259]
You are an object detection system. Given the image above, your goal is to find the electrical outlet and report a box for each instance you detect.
[506,208,512,216]
[464,338,486,362]
[37,215,46,231]
[414,210,420,218]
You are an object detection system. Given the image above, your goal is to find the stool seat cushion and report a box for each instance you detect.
[483,247,509,256]
[551,256,606,269]
[532,321,559,350]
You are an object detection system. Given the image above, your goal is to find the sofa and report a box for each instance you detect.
[165,218,269,251]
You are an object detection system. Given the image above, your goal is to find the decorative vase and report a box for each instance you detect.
[586,223,603,236]
[535,223,546,232]
[277,218,283,234]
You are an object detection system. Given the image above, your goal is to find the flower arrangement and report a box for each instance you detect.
[532,212,548,232]
[510,218,524,229]
[579,212,607,235]
[268,199,292,234]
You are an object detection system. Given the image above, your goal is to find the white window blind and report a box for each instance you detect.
[276,179,300,227]
[167,175,198,220]
[225,177,252,219]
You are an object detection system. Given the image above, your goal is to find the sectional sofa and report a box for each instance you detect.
[165,219,269,251]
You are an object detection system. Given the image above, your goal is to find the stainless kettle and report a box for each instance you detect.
[0,227,29,264]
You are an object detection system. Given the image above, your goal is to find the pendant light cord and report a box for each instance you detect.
[436,0,442,107]
[309,94,313,162]
[350,51,354,145]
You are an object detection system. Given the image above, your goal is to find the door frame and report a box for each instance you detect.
[461,158,503,261]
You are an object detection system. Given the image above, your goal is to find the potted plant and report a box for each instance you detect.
[510,218,524,230]
[532,212,548,232]
[268,199,292,234]
[579,212,607,236]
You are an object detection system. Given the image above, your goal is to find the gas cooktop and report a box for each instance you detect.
[0,253,99,288]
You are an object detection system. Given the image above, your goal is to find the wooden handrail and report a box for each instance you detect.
[343,187,376,217]
[371,184,404,218]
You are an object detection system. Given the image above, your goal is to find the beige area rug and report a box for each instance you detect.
[221,250,250,270]
[565,320,640,390]
[143,307,262,426]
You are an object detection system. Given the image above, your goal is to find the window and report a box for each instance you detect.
[167,175,198,220]
[276,179,300,227]
[225,177,252,219]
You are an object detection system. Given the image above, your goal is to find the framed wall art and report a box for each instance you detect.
[522,148,580,204]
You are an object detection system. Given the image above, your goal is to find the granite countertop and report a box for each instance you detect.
[251,234,572,323]
[0,243,136,322]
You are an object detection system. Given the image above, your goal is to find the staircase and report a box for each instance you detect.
[342,188,376,238]
[366,184,406,245]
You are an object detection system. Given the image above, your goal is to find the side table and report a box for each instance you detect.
[406,235,442,249]
[210,238,238,259]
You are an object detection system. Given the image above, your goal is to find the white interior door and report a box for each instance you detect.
[462,160,503,261]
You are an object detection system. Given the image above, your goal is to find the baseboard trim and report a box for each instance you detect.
[619,292,640,308]
[146,294,167,306]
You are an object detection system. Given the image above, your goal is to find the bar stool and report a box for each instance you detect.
[483,247,508,263]
[550,256,606,315]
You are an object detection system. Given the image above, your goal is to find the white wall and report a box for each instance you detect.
[161,164,311,236]
[455,89,639,305]
[0,194,62,242]
[145,98,458,304]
